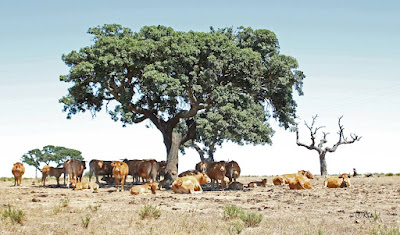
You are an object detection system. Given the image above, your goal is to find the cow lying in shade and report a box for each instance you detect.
[71,180,99,192]
[172,172,211,194]
[130,182,158,195]
[324,173,351,188]
[248,179,267,188]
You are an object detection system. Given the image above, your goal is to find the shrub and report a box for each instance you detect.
[240,211,263,227]
[81,215,91,228]
[386,173,394,176]
[224,205,244,219]
[2,204,24,225]
[138,205,161,220]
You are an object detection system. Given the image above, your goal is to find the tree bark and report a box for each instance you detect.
[160,130,181,189]
[319,152,327,176]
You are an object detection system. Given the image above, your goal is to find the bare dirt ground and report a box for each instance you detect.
[1,176,400,235]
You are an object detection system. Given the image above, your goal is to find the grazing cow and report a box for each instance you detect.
[287,175,312,190]
[12,162,25,186]
[195,161,209,172]
[42,165,65,187]
[130,182,158,195]
[172,171,211,194]
[64,159,86,188]
[89,160,113,183]
[111,161,129,192]
[225,161,241,183]
[206,161,227,190]
[324,173,351,188]
[272,176,286,185]
[228,181,244,190]
[248,179,267,188]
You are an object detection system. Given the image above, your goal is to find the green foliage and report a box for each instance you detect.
[60,24,305,163]
[81,215,91,228]
[21,145,83,172]
[138,205,161,220]
[2,204,24,225]
[371,225,400,235]
[385,173,394,176]
[223,205,263,228]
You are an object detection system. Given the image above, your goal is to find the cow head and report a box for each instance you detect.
[111,161,123,172]
[198,172,211,185]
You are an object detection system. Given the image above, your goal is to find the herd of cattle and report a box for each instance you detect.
[10,159,353,194]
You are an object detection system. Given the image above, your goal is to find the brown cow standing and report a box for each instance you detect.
[195,161,209,172]
[89,160,113,184]
[206,161,227,190]
[225,161,241,183]
[123,159,143,183]
[64,159,86,188]
[12,162,25,186]
[42,165,65,187]
[111,161,129,192]
[137,159,158,183]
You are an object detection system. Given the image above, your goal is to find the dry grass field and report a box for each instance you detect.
[1,175,400,235]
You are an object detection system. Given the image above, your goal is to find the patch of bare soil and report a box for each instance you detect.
[1,176,399,234]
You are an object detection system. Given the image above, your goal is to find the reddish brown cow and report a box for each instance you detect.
[42,165,65,187]
[123,159,143,183]
[206,161,227,190]
[89,160,113,183]
[12,162,25,186]
[137,159,158,183]
[157,160,167,181]
[64,159,86,188]
[111,161,129,191]
[225,161,241,183]
[248,179,267,188]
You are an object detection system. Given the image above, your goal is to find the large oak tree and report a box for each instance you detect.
[59,24,304,185]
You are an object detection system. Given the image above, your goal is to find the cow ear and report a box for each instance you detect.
[111,162,115,167]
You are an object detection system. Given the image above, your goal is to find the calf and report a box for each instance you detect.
[248,179,267,188]
[42,165,65,187]
[172,171,211,194]
[111,161,129,192]
[12,162,25,186]
[225,161,241,183]
[130,182,158,195]
[206,161,227,190]
[324,174,351,188]
[71,180,99,192]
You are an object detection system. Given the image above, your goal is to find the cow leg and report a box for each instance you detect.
[42,175,46,186]
[56,177,60,187]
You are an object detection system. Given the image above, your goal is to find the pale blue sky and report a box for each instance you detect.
[1,1,399,178]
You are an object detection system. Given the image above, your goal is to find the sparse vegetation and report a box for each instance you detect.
[88,204,101,213]
[138,205,161,220]
[223,205,263,229]
[81,214,91,228]
[2,204,24,225]
[371,225,400,235]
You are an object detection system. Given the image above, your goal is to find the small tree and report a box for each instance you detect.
[296,115,361,176]
[21,145,83,178]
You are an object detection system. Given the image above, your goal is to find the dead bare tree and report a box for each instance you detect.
[296,115,361,176]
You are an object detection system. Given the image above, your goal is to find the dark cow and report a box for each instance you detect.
[64,159,86,188]
[89,159,113,183]
[123,159,143,183]
[137,159,158,183]
[195,161,209,172]
[225,161,241,183]
[42,165,65,187]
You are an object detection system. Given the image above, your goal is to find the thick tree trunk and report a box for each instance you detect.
[160,130,181,189]
[319,152,328,176]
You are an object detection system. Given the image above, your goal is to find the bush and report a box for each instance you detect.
[138,205,161,220]
[385,173,394,176]
[2,204,24,225]
[371,225,400,235]
[223,205,263,228]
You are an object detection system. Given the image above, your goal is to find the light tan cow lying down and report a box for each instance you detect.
[273,170,314,185]
[287,175,312,190]
[71,180,99,192]
[130,182,158,195]
[324,173,351,188]
[172,172,211,194]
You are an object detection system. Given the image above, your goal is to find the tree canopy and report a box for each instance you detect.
[21,145,83,175]
[60,24,305,184]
